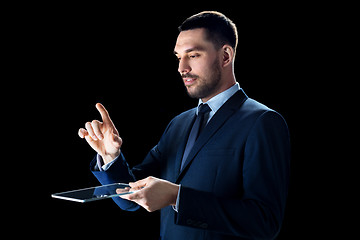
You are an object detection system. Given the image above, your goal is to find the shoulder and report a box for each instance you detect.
[175,108,197,119]
[241,99,289,139]
[170,107,197,125]
[233,98,289,135]
[161,108,196,135]
[241,98,271,114]
[240,98,285,121]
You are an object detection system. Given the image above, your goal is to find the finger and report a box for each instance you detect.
[119,191,142,201]
[84,134,95,144]
[78,128,88,138]
[91,120,104,140]
[96,103,113,125]
[118,191,129,199]
[116,187,131,194]
[85,122,98,140]
[129,176,153,189]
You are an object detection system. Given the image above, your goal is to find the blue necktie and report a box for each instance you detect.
[180,104,211,170]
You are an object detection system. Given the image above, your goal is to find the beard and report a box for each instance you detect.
[183,57,222,100]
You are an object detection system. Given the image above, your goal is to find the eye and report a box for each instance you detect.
[189,53,200,59]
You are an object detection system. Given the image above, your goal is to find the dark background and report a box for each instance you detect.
[6,2,345,239]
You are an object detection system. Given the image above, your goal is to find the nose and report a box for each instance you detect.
[178,58,191,74]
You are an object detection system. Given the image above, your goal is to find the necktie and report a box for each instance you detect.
[180,104,211,170]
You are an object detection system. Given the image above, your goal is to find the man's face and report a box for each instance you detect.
[174,28,222,101]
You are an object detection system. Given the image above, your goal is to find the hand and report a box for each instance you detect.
[118,177,180,212]
[78,103,122,164]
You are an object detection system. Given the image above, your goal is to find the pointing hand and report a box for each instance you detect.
[78,103,122,164]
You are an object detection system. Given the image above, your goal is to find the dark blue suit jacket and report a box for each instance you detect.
[91,89,290,240]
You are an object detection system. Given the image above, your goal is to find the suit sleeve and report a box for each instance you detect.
[90,152,140,211]
[175,111,291,239]
[89,118,174,211]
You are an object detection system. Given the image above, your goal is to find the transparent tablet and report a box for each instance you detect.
[51,183,136,203]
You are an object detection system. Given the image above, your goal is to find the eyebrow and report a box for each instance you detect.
[173,46,206,55]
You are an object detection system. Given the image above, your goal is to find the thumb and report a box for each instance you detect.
[129,176,154,190]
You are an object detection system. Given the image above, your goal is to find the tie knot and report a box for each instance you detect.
[198,104,211,116]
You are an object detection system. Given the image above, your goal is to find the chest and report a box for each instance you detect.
[160,113,254,197]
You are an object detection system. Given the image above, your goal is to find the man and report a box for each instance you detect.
[79,11,290,239]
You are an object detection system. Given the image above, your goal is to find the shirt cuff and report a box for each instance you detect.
[172,184,181,212]
[96,154,119,171]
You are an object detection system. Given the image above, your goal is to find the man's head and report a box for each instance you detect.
[178,11,238,54]
[174,11,238,102]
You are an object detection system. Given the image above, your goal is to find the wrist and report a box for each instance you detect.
[102,151,121,165]
[170,183,180,206]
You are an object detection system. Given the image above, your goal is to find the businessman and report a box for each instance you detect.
[79,11,290,239]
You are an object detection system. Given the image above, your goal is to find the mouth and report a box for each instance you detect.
[182,73,198,86]
[183,77,197,86]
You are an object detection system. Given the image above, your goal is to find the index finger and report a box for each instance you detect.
[129,177,152,190]
[95,103,112,124]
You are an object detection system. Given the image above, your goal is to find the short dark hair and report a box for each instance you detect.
[178,11,238,52]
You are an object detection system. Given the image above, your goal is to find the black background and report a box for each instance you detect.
[6,2,345,239]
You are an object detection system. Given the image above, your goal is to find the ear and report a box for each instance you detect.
[221,45,235,68]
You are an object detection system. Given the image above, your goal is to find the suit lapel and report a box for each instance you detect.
[176,89,248,183]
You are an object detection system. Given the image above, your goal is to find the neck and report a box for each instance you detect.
[201,74,237,103]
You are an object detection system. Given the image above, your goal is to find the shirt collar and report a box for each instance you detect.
[197,82,240,115]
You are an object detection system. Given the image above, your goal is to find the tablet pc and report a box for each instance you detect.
[51,183,136,203]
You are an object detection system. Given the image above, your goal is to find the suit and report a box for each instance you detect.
[90,89,290,239]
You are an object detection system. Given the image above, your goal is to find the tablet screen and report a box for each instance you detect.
[52,183,135,203]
